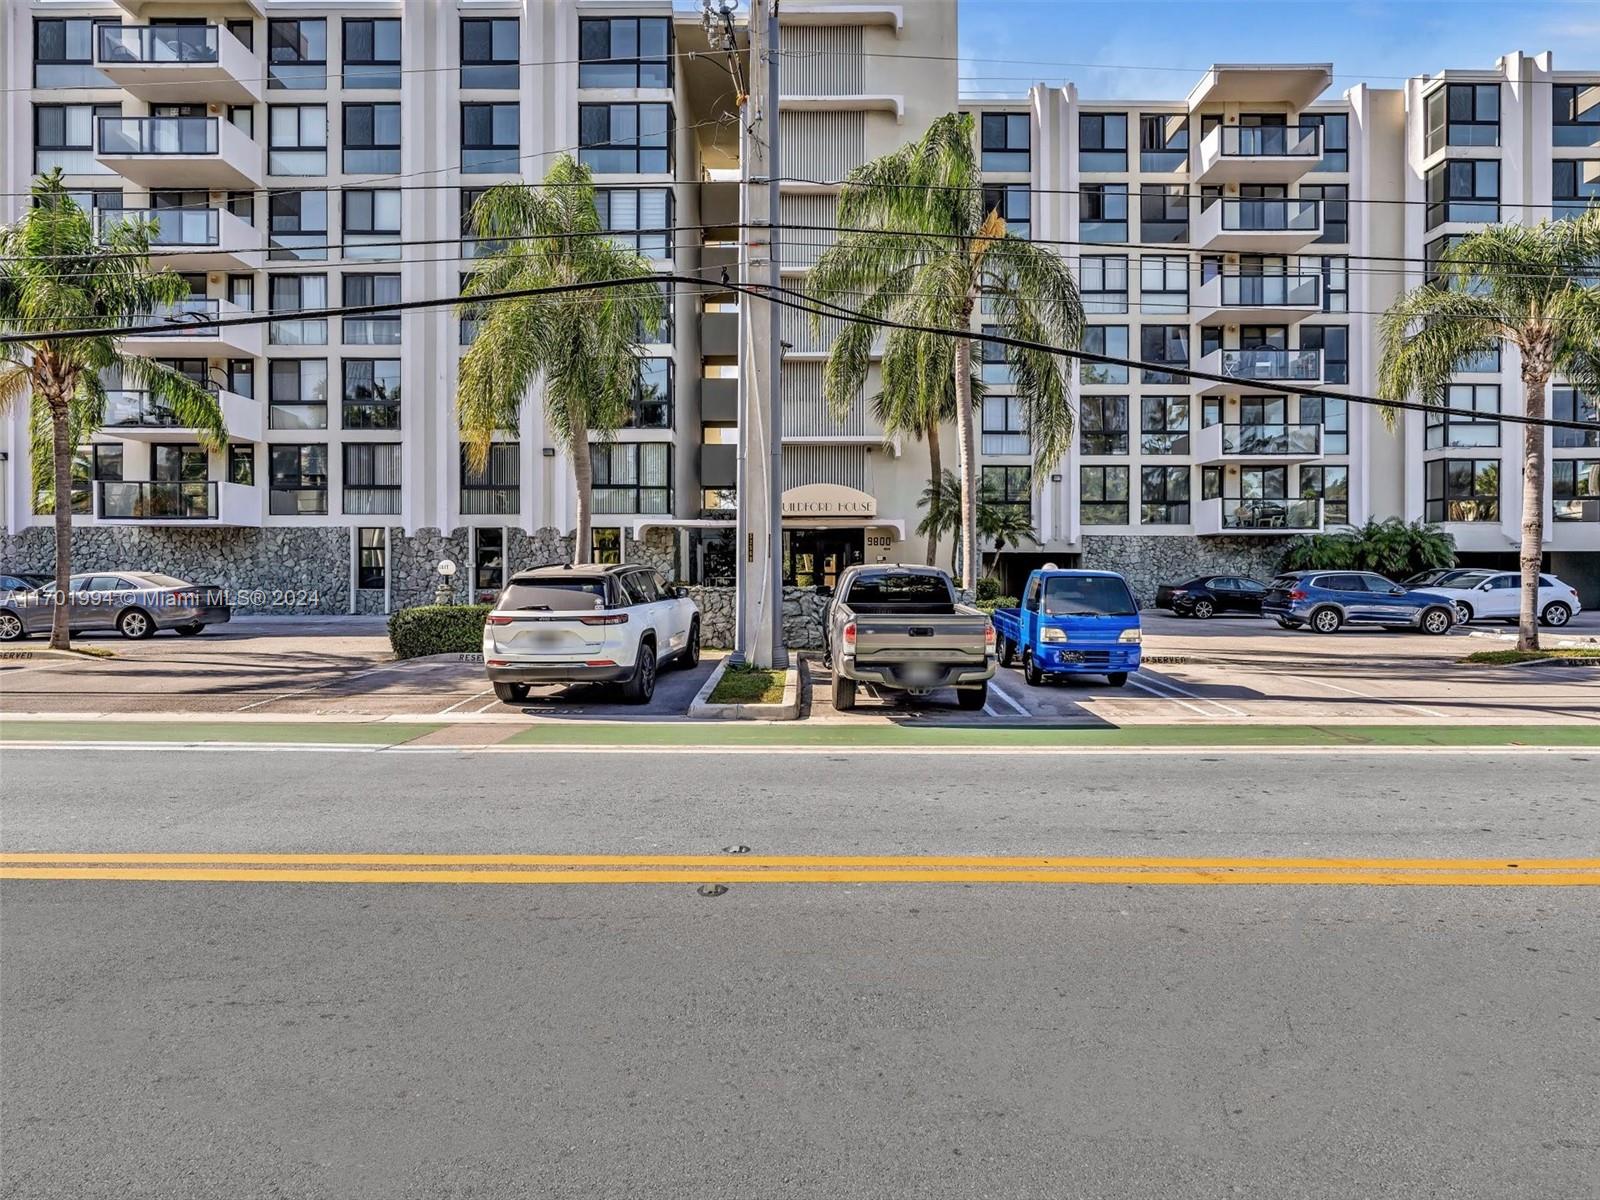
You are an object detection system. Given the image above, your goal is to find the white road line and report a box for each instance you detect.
[474,696,506,714]
[987,677,1031,717]
[234,659,449,712]
[1132,669,1249,719]
[981,700,999,717]
[1289,673,1452,719]
[1125,676,1221,719]
[437,687,493,715]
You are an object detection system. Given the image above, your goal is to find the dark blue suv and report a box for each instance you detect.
[1261,571,1457,635]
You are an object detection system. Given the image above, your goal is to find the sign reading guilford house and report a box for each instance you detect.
[780,484,879,520]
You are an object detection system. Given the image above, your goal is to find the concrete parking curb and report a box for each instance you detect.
[687,658,802,721]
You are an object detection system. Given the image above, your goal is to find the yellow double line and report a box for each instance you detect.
[2,853,1598,886]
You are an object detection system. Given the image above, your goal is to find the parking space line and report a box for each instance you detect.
[1126,675,1222,718]
[437,688,493,715]
[1289,673,1451,719]
[1133,669,1249,719]
[987,676,1031,717]
[473,696,506,714]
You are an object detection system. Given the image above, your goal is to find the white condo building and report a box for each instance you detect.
[1,0,1596,627]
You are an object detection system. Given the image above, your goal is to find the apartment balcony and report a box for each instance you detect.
[96,116,260,190]
[1194,421,1323,464]
[700,377,739,424]
[120,298,264,359]
[1193,270,1322,323]
[113,0,263,15]
[94,24,261,104]
[700,444,738,489]
[701,312,739,358]
[1193,197,1321,252]
[1194,124,1321,185]
[96,205,264,271]
[1195,346,1322,396]
[100,387,263,444]
[1196,495,1322,536]
[93,480,262,526]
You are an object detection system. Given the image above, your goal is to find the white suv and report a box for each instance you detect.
[1414,570,1584,628]
[483,564,701,704]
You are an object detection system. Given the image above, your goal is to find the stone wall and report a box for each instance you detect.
[683,585,829,650]
[1080,535,1291,602]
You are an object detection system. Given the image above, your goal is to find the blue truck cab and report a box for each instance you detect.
[989,568,1142,687]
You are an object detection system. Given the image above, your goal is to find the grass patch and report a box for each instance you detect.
[707,665,788,705]
[1462,647,1600,665]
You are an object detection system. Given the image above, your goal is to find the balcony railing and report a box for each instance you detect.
[1218,497,1320,530]
[1219,348,1322,383]
[97,481,216,520]
[1219,198,1321,233]
[1220,125,1320,158]
[103,390,183,428]
[1554,498,1600,523]
[134,297,219,336]
[96,24,220,65]
[981,432,1031,456]
[98,116,217,156]
[1220,423,1323,456]
[98,206,219,247]
[460,487,520,516]
[1219,272,1321,307]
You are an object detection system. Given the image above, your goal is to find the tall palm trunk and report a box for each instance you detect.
[952,305,978,594]
[924,419,942,566]
[40,354,74,650]
[570,431,594,565]
[1517,357,1550,652]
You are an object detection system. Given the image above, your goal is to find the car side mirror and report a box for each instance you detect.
[1390,587,1405,596]
[1478,582,1493,592]
[675,585,690,599]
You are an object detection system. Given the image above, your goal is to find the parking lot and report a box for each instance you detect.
[2,609,1596,727]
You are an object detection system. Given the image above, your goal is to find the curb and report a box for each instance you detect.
[687,658,802,720]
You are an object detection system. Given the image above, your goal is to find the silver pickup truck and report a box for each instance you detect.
[821,563,996,711]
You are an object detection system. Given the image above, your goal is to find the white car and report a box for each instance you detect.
[482,563,700,704]
[1414,569,1583,628]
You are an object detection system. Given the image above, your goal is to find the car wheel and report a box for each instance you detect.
[998,635,1015,668]
[1541,602,1572,627]
[956,682,988,711]
[831,672,857,711]
[0,611,25,642]
[117,608,155,640]
[493,682,530,703]
[1454,602,1474,625]
[1107,671,1128,687]
[679,619,701,669]
[619,643,656,704]
[1310,607,1343,635]
[1192,599,1215,620]
[1023,650,1044,687]
[175,623,204,636]
[1420,607,1453,636]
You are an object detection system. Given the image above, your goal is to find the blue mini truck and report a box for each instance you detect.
[988,568,1142,687]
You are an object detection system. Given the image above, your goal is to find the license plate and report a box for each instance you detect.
[1058,651,1085,664]
[903,665,939,684]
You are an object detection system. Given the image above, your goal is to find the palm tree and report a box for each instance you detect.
[979,491,1039,577]
[458,156,663,564]
[1378,210,1600,650]
[916,467,962,573]
[0,171,225,650]
[807,112,1083,591]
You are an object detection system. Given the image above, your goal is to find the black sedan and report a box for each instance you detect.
[1154,575,1270,619]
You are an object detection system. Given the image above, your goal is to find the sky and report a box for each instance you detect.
[956,0,1600,101]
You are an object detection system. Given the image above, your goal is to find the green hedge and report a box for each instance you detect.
[388,604,492,659]
[976,596,1018,614]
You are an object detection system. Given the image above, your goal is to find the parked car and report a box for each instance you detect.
[481,563,699,705]
[0,571,50,594]
[1155,575,1269,619]
[990,568,1141,686]
[1412,570,1583,628]
[1401,567,1482,589]
[822,564,994,711]
[0,571,230,642]
[1261,571,1456,635]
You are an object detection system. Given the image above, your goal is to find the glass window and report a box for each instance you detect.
[461,18,519,89]
[268,359,328,429]
[227,21,254,52]
[982,183,1031,240]
[627,358,672,428]
[595,187,674,258]
[1301,184,1348,243]
[1424,458,1500,522]
[267,105,327,176]
[1080,325,1129,385]
[1080,184,1128,242]
[269,273,328,345]
[1425,83,1500,153]
[268,190,328,262]
[1299,325,1347,385]
[35,104,119,175]
[1079,395,1128,455]
[472,528,505,598]
[226,444,253,486]
[461,444,521,515]
[1553,160,1600,220]
[982,395,1029,456]
[1319,256,1349,313]
[1140,465,1190,525]
[1299,464,1349,524]
[578,17,671,89]
[342,274,401,345]
[358,528,387,590]
[1553,84,1600,147]
[592,442,670,514]
[1299,394,1348,455]
[343,103,401,174]
[1139,185,1188,243]
[982,466,1031,519]
[267,19,327,90]
[591,528,624,565]
[1553,460,1600,521]
[1138,254,1187,314]
[342,359,402,430]
[1140,396,1190,455]
[1140,324,1189,384]
[34,17,111,88]
[1080,255,1128,314]
[269,444,329,515]
[342,189,402,261]
[578,103,671,174]
[1079,113,1127,171]
[462,103,520,174]
[1139,114,1188,172]
[1426,160,1499,229]
[1426,384,1500,449]
[981,112,1031,171]
[343,444,401,515]
[343,18,401,89]
[1304,113,1348,172]
[1553,387,1600,449]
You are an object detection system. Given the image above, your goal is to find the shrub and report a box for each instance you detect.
[976,595,1018,614]
[388,604,492,659]
[1280,518,1455,581]
[975,576,1003,603]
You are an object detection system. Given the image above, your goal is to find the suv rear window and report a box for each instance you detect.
[1042,575,1137,616]
[497,579,607,611]
[845,572,953,605]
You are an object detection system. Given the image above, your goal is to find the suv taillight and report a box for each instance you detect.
[486,615,514,625]
[578,613,629,626]
[843,622,856,648]
[1289,589,1309,601]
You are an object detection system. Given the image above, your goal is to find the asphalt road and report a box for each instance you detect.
[3,749,1598,1199]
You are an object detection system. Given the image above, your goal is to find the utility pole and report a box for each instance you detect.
[733,0,787,668]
